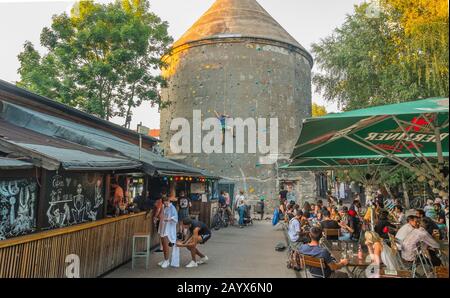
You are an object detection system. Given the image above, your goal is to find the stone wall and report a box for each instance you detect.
[160,39,314,209]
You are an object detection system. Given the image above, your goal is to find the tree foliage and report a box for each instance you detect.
[17,0,173,127]
[312,103,327,117]
[312,1,449,111]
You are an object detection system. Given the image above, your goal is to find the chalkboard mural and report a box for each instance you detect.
[44,172,104,229]
[0,179,37,240]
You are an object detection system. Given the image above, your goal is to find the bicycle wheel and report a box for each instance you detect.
[212,214,221,231]
[223,212,229,228]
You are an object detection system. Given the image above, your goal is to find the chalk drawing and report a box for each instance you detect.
[0,179,37,239]
[46,173,105,229]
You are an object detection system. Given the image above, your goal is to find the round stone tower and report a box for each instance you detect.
[160,0,315,206]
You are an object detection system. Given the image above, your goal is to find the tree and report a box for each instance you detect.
[382,0,449,99]
[312,1,449,111]
[17,0,173,127]
[312,103,327,117]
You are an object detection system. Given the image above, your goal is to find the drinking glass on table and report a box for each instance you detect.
[342,249,348,259]
[348,243,354,256]
[332,241,338,251]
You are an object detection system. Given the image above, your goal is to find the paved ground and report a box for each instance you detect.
[105,220,296,278]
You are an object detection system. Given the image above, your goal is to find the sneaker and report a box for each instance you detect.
[161,260,170,269]
[197,256,209,265]
[158,260,165,266]
[185,260,198,268]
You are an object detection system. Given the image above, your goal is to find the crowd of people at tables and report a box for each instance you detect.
[284,190,449,278]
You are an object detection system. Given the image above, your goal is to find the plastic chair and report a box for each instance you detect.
[132,232,151,270]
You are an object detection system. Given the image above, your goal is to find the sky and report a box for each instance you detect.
[0,0,365,129]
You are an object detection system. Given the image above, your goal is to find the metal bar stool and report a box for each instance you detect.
[132,232,151,270]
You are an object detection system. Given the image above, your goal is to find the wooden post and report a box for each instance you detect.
[36,169,48,230]
[104,174,111,218]
[143,175,149,200]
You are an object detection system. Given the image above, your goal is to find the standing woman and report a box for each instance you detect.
[158,196,179,268]
[235,190,247,228]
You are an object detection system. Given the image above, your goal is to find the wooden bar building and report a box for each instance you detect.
[0,79,219,278]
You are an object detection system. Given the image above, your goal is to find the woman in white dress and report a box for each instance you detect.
[158,196,179,268]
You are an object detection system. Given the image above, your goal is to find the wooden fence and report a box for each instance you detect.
[0,212,152,278]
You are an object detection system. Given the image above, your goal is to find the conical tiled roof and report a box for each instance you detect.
[172,0,308,54]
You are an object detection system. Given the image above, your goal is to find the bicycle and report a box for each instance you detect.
[212,206,229,231]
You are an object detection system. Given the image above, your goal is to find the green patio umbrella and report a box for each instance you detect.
[280,156,395,171]
[290,98,449,188]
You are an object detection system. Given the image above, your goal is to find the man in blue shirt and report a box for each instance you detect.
[298,227,349,278]
[218,191,227,207]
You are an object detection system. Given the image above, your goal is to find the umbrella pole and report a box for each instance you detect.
[434,124,444,168]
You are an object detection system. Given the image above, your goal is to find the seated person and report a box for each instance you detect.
[433,203,446,231]
[424,199,435,218]
[401,217,441,266]
[288,210,303,245]
[320,210,341,240]
[337,207,355,241]
[286,204,296,221]
[395,215,419,250]
[316,200,327,212]
[298,227,349,278]
[302,202,312,214]
[374,210,397,240]
[337,199,345,211]
[310,204,316,217]
[290,210,310,244]
[393,205,406,225]
[416,209,442,239]
[301,211,312,228]
[365,231,401,271]
[347,209,361,240]
[330,207,341,221]
[131,193,152,212]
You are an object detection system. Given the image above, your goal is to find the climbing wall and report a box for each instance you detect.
[160,40,314,206]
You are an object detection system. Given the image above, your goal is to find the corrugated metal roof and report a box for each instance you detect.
[0,79,160,143]
[0,157,33,170]
[0,102,209,175]
[0,119,142,171]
